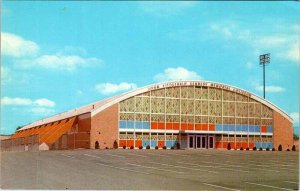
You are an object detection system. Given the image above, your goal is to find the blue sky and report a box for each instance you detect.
[1,2,299,135]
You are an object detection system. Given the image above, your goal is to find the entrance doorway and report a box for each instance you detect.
[189,135,194,148]
[188,135,214,149]
[208,136,214,149]
[95,141,99,149]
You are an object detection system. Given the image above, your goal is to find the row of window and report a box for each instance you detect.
[120,99,272,118]
[215,124,273,133]
[119,120,273,133]
[119,113,273,125]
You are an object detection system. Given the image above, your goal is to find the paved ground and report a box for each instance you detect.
[1,149,299,190]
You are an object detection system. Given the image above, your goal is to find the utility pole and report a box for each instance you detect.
[259,53,270,99]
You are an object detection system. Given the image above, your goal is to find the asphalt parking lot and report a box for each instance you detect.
[1,149,299,190]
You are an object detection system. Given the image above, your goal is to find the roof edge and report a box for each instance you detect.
[91,80,293,123]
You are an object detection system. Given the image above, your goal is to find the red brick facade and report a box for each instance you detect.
[273,110,293,150]
[76,113,91,149]
[90,104,119,149]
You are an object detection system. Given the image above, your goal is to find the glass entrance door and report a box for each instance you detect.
[201,135,207,149]
[196,136,201,148]
[188,135,194,148]
[189,135,214,149]
[208,136,214,149]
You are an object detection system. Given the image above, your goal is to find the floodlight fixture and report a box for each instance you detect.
[259,53,270,99]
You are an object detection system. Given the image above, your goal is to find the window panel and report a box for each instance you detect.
[201,87,208,99]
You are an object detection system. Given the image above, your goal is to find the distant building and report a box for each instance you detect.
[1,81,293,151]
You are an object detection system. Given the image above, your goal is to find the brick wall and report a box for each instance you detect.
[76,113,91,149]
[90,104,119,149]
[273,111,293,150]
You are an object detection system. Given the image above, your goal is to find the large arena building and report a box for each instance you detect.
[1,81,293,151]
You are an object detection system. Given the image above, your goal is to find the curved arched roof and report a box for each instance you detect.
[90,80,293,122]
[18,80,293,131]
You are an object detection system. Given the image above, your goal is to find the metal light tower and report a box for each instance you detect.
[259,53,270,99]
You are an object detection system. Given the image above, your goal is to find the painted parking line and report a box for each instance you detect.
[83,154,102,159]
[103,153,126,158]
[244,162,297,172]
[177,161,249,173]
[126,163,185,174]
[284,181,299,184]
[149,162,219,174]
[125,153,148,158]
[222,161,281,172]
[203,183,241,191]
[190,161,251,172]
[245,182,294,191]
[96,162,150,175]
[60,154,75,159]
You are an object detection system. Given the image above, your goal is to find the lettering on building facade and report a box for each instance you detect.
[147,81,251,97]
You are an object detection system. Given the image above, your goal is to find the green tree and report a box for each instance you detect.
[16,126,23,130]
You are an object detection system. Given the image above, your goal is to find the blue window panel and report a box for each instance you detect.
[216,124,223,131]
[267,142,273,149]
[255,142,261,148]
[236,125,241,132]
[254,126,260,132]
[151,141,157,148]
[223,125,229,131]
[127,121,134,129]
[249,126,255,132]
[267,126,273,133]
[142,140,150,147]
[166,140,174,148]
[143,122,150,129]
[241,125,248,132]
[119,120,127,129]
[135,121,143,129]
[229,125,235,132]
[261,142,267,149]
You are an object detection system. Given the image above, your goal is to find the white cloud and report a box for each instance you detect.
[255,85,285,93]
[30,107,55,115]
[18,54,102,71]
[34,98,55,107]
[1,97,55,107]
[210,24,233,38]
[2,32,103,71]
[1,32,39,57]
[285,43,299,63]
[290,112,299,124]
[139,2,197,16]
[1,97,32,106]
[95,82,138,95]
[154,67,202,82]
[207,21,300,63]
[209,21,252,42]
[255,36,288,48]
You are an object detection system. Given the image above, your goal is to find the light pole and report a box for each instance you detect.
[259,53,270,99]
